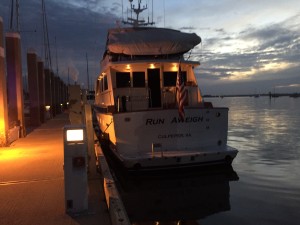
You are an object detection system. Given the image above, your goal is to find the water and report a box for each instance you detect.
[113,96,300,225]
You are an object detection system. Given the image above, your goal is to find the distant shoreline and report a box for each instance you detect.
[203,93,300,98]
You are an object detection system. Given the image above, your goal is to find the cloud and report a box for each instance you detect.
[180,26,197,31]
[1,0,299,94]
[192,13,300,86]
[276,84,300,88]
[1,0,119,88]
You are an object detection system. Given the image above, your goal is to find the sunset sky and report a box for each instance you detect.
[0,0,299,95]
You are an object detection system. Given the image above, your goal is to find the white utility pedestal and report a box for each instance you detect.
[63,125,88,214]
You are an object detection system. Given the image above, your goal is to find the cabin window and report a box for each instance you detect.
[100,79,103,92]
[103,75,108,91]
[96,79,101,94]
[116,72,131,88]
[163,71,187,87]
[132,71,145,87]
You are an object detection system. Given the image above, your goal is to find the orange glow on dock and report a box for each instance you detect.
[0,119,7,146]
[0,148,23,161]
[0,118,4,131]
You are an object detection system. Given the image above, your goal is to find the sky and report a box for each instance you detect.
[0,0,299,95]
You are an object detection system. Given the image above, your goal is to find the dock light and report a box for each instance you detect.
[66,129,84,142]
[45,105,51,110]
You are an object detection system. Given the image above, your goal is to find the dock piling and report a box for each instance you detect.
[0,16,9,146]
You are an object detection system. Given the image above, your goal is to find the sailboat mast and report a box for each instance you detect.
[42,0,52,70]
[9,0,20,32]
[55,36,59,75]
[86,52,90,91]
[9,0,14,30]
[67,67,70,86]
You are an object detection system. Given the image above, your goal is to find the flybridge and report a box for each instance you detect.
[106,28,201,56]
[105,0,201,61]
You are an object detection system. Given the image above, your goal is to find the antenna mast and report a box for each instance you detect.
[122,0,155,27]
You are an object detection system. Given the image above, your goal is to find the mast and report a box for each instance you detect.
[86,53,90,91]
[41,0,52,70]
[122,0,154,27]
[55,36,59,75]
[9,0,20,32]
[68,67,70,86]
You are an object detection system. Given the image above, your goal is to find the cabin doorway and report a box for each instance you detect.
[147,68,161,108]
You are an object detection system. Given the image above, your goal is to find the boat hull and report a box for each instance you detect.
[96,107,238,170]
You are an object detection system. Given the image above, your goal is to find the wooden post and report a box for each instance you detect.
[0,17,9,146]
[50,71,56,117]
[44,68,52,119]
[37,59,45,123]
[54,76,60,115]
[5,32,26,137]
[27,50,41,126]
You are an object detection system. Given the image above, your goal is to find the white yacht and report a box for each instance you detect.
[94,0,238,170]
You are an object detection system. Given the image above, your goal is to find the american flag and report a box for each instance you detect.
[176,64,187,120]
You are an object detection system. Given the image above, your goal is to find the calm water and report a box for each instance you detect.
[113,96,300,225]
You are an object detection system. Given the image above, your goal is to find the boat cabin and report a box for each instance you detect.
[95,61,203,113]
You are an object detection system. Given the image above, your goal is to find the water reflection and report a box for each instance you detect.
[102,97,300,224]
[113,167,239,224]
[211,97,300,165]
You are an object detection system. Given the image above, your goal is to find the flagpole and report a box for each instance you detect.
[176,57,187,120]
[175,58,181,105]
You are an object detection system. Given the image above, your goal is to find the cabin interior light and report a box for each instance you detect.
[100,72,106,78]
[149,63,155,69]
[66,129,84,142]
[126,64,131,70]
[172,63,178,71]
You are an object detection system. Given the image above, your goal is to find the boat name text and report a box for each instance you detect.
[145,116,203,125]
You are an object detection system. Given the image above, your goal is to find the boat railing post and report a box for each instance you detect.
[109,90,113,106]
[151,142,154,158]
[162,89,166,108]
[117,95,120,112]
[149,88,152,108]
[129,87,132,111]
[152,143,162,158]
